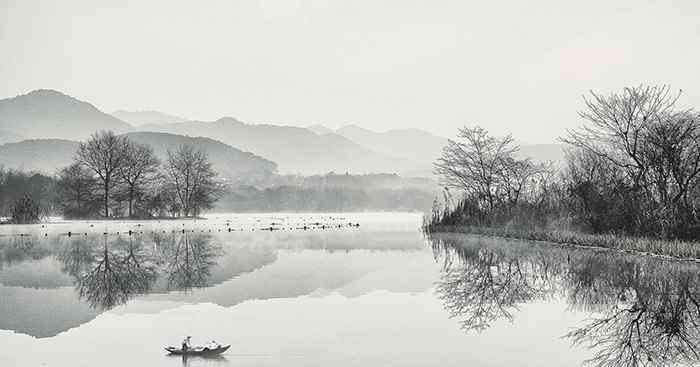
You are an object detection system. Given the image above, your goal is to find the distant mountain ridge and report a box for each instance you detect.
[324,124,565,167]
[0,139,79,173]
[0,89,131,140]
[334,124,447,168]
[124,132,276,182]
[0,89,564,178]
[139,117,418,175]
[112,110,187,126]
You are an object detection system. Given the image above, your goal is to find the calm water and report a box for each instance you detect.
[0,213,698,366]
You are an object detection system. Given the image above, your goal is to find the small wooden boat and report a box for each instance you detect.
[165,344,230,356]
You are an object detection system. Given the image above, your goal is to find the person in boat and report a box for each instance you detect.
[182,336,192,352]
[207,340,220,349]
[201,340,219,351]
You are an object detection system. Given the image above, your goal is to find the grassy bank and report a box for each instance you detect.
[425,223,700,260]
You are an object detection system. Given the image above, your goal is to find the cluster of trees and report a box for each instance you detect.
[434,84,700,240]
[56,131,219,219]
[2,130,222,223]
[0,130,222,223]
[433,126,557,228]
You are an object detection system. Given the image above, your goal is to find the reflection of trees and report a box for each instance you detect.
[158,233,221,291]
[60,236,157,310]
[434,241,552,331]
[430,234,700,366]
[58,237,94,277]
[566,261,700,367]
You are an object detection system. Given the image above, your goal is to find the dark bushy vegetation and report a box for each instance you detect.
[428,85,700,257]
[0,168,57,222]
[2,131,221,221]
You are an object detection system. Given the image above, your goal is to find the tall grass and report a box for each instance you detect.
[424,198,700,260]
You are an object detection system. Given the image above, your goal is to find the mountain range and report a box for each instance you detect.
[137,118,418,175]
[310,124,565,169]
[0,89,564,178]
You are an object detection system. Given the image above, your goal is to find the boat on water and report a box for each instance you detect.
[165,344,230,356]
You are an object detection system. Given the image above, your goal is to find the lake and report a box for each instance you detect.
[0,213,698,366]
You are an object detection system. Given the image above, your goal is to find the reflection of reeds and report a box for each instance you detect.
[427,224,700,260]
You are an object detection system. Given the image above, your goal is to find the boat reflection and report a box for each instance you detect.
[170,354,228,367]
[430,233,700,366]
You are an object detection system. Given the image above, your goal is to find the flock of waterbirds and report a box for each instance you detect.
[0,215,362,239]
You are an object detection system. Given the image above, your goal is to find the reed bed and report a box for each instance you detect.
[425,222,700,260]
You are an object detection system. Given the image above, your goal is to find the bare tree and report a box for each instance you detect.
[563,85,683,190]
[434,126,518,211]
[57,162,99,218]
[563,85,700,237]
[165,145,218,217]
[75,131,129,217]
[118,141,161,218]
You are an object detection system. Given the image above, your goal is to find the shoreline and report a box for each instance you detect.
[426,224,700,261]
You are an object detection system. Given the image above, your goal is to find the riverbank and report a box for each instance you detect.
[425,224,700,260]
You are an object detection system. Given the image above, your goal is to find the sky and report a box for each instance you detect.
[2,0,700,143]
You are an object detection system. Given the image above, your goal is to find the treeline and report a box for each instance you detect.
[1,143,437,221]
[1,131,219,222]
[217,185,434,212]
[430,84,700,242]
[215,172,436,212]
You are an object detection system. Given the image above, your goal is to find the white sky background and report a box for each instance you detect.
[1,0,700,143]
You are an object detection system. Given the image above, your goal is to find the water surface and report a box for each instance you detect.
[0,213,697,366]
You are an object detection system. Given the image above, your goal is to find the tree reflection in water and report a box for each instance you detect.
[156,232,221,290]
[60,236,158,310]
[430,234,700,367]
[54,232,221,310]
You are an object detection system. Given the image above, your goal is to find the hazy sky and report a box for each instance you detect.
[2,0,700,143]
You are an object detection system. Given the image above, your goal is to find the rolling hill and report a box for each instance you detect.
[0,133,277,182]
[0,89,131,140]
[0,139,79,173]
[123,132,277,181]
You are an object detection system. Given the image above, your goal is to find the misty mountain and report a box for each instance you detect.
[123,132,277,181]
[335,124,447,167]
[0,139,79,173]
[139,117,416,175]
[111,110,187,126]
[0,89,131,140]
[331,124,567,166]
[0,133,277,181]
